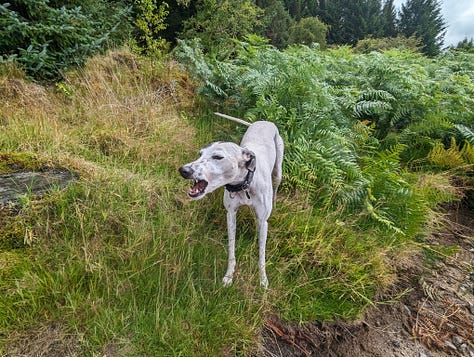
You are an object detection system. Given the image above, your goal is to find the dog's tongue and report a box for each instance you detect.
[189,180,207,197]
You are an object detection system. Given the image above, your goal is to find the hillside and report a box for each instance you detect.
[263,205,473,356]
[1,48,473,356]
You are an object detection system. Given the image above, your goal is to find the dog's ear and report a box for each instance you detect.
[242,148,256,171]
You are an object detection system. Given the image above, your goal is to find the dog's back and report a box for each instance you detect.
[241,121,284,203]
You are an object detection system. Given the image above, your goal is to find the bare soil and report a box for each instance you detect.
[260,203,474,357]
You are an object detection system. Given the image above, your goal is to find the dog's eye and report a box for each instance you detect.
[212,155,224,160]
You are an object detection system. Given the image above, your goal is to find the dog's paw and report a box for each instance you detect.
[222,276,233,287]
[260,277,269,290]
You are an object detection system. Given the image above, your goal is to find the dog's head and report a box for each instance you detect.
[179,142,255,199]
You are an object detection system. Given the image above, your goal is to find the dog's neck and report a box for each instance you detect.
[225,168,255,199]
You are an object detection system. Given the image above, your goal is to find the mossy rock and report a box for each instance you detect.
[0,152,44,174]
[0,152,77,205]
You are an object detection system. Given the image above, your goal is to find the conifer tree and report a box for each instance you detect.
[283,0,304,21]
[453,37,474,53]
[257,0,294,48]
[382,0,397,37]
[363,0,384,38]
[323,0,383,45]
[0,0,130,79]
[398,0,446,56]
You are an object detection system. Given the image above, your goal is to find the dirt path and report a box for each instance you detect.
[260,204,474,357]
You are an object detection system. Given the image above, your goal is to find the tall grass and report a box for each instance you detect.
[0,48,458,355]
[0,48,269,355]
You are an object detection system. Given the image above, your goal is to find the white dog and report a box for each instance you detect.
[179,113,284,288]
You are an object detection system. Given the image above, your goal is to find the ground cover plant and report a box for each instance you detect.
[176,40,473,222]
[0,44,472,356]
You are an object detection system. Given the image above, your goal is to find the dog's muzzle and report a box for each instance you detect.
[179,166,208,198]
[179,165,194,179]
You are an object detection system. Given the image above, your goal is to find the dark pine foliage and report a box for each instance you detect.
[382,0,397,37]
[398,0,446,56]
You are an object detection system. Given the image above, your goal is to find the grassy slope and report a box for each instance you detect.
[0,50,272,355]
[0,50,454,355]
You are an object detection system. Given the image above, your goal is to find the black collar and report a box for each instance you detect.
[225,169,255,199]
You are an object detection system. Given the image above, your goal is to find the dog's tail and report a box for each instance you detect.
[214,112,251,127]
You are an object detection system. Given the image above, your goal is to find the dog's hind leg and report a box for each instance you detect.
[223,208,237,286]
[255,204,271,289]
[272,134,284,204]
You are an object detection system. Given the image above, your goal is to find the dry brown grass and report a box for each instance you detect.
[4,323,82,357]
[0,48,197,168]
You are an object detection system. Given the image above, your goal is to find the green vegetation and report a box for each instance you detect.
[1,0,450,81]
[398,0,446,56]
[177,41,472,204]
[0,152,44,174]
[287,17,328,48]
[0,0,472,355]
[131,0,170,56]
[0,0,132,80]
[1,43,472,355]
[181,0,263,56]
[1,51,261,355]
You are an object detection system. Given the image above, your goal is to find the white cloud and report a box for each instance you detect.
[392,0,474,46]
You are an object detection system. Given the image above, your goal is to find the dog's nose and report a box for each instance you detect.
[179,165,194,179]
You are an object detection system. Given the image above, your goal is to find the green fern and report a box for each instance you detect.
[354,100,393,118]
[455,124,474,145]
[428,137,474,169]
[176,41,472,236]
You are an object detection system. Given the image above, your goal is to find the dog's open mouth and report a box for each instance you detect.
[189,179,208,198]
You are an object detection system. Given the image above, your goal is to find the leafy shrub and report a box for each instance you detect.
[130,0,170,57]
[180,0,263,58]
[354,35,422,53]
[287,17,328,48]
[0,1,131,80]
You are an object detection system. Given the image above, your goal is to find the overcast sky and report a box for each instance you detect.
[393,0,474,46]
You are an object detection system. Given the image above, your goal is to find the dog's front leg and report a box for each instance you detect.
[223,208,237,286]
[258,219,269,289]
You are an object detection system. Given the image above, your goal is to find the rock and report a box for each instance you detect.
[445,340,457,350]
[391,340,400,348]
[0,169,77,205]
[452,335,464,346]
